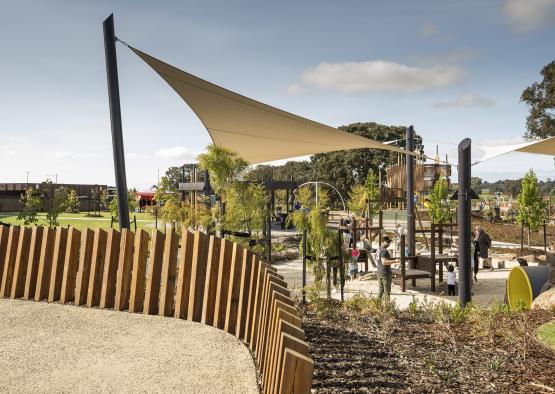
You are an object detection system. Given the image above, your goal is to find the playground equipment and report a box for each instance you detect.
[506,265,550,309]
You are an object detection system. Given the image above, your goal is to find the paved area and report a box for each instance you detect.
[0,299,258,394]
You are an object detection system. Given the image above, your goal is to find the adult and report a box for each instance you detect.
[376,236,397,301]
[475,226,492,270]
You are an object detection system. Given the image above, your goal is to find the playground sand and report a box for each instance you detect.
[0,299,258,394]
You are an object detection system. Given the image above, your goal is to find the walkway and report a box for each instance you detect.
[0,299,258,394]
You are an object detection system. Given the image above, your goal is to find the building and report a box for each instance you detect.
[0,183,108,212]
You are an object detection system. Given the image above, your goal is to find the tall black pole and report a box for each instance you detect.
[406,126,415,259]
[267,201,272,262]
[103,14,130,229]
[302,229,307,304]
[458,138,472,305]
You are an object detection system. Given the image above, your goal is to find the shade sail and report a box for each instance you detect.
[129,46,414,164]
[474,136,555,164]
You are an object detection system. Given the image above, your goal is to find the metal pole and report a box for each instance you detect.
[406,126,415,258]
[103,14,130,229]
[302,229,307,304]
[457,138,472,305]
[338,229,344,302]
[267,201,272,262]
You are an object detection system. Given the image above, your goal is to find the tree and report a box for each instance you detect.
[45,185,70,228]
[109,189,138,221]
[66,189,80,213]
[347,169,380,217]
[521,60,555,140]
[198,144,267,240]
[288,186,337,290]
[426,177,451,224]
[308,122,424,207]
[517,170,546,248]
[17,188,42,225]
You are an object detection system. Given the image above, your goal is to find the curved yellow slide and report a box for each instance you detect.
[507,265,549,309]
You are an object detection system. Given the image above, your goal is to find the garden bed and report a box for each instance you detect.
[302,298,555,393]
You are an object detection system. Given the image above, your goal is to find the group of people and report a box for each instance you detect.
[347,225,492,299]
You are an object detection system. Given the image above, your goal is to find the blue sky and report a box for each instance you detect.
[1,0,554,189]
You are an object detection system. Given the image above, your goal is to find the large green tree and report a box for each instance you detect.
[521,60,555,140]
[309,122,423,207]
[517,170,546,248]
[17,188,42,225]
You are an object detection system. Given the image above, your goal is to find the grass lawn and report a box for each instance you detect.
[0,211,156,232]
[537,320,555,350]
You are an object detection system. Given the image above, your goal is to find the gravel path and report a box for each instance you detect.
[0,299,258,394]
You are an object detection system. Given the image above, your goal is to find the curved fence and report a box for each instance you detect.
[0,225,313,393]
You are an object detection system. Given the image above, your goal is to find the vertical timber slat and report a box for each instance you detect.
[114,228,134,311]
[75,228,95,306]
[144,230,165,315]
[213,238,233,329]
[128,229,149,313]
[23,226,44,300]
[60,227,81,303]
[99,229,121,308]
[201,235,221,326]
[86,228,108,307]
[224,242,243,334]
[159,229,178,317]
[11,226,32,299]
[187,230,210,322]
[1,226,20,297]
[174,230,194,319]
[35,227,55,301]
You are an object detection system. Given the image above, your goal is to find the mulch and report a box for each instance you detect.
[303,307,555,393]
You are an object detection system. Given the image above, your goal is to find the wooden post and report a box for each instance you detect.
[278,349,314,394]
[144,230,165,315]
[430,223,436,293]
[10,227,32,299]
[99,229,122,308]
[0,226,9,287]
[60,227,81,303]
[159,229,179,317]
[128,229,149,313]
[224,242,243,334]
[86,228,108,307]
[23,226,44,300]
[188,230,210,322]
[237,248,253,339]
[114,228,134,311]
[174,230,195,319]
[74,228,95,305]
[201,235,222,325]
[35,227,55,301]
[1,226,20,297]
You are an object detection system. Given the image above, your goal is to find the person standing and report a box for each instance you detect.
[447,264,456,295]
[475,226,492,270]
[376,236,397,301]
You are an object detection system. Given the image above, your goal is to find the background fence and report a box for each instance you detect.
[0,225,313,394]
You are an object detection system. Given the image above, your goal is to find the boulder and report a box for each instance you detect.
[532,287,555,310]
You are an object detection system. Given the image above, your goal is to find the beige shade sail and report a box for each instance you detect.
[129,46,415,164]
[474,136,555,164]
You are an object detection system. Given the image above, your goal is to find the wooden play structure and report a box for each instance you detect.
[0,225,313,393]
[396,223,458,292]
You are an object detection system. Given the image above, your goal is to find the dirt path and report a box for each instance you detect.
[0,299,258,394]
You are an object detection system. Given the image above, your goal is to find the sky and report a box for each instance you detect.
[1,0,555,189]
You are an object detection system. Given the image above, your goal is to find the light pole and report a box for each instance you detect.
[26,171,30,186]
[47,174,58,184]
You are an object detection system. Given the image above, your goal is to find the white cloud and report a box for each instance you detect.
[154,146,198,160]
[503,0,555,33]
[434,93,495,108]
[288,61,465,95]
[420,22,439,37]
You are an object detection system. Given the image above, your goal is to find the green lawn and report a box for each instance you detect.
[537,320,555,350]
[0,212,157,232]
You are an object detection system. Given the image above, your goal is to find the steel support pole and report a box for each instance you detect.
[406,126,416,259]
[103,14,130,229]
[302,229,307,304]
[267,201,272,262]
[338,230,344,302]
[457,138,472,305]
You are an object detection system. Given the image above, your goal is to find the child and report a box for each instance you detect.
[349,247,360,280]
[447,264,456,296]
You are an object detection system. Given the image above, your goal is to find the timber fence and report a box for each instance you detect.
[0,225,313,393]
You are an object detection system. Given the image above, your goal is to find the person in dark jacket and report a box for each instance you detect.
[475,226,492,270]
